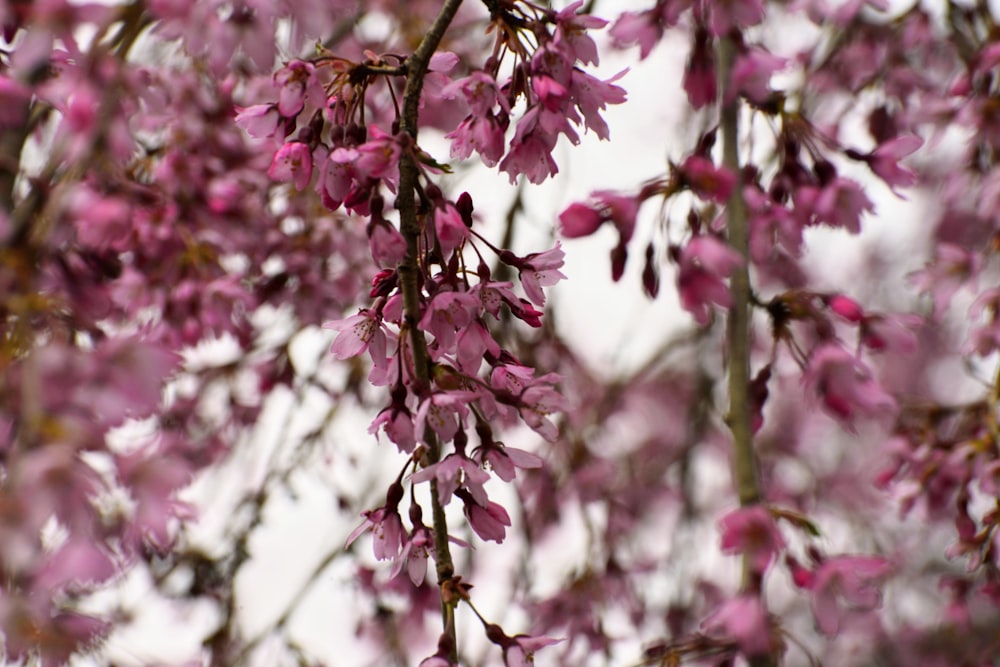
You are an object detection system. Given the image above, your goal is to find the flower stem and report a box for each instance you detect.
[396,0,464,660]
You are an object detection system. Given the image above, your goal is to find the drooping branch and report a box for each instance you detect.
[718,30,775,667]
[395,0,464,658]
[718,34,761,510]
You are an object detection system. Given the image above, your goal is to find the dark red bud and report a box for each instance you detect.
[611,242,628,282]
[642,243,659,298]
[456,191,474,227]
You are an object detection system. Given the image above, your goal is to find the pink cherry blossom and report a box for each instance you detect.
[267,141,313,191]
[678,156,736,203]
[456,320,501,373]
[865,134,923,191]
[709,0,765,36]
[502,633,562,666]
[701,595,773,656]
[392,524,434,585]
[446,114,506,167]
[273,60,324,117]
[434,201,470,256]
[676,235,744,325]
[559,190,641,242]
[368,219,407,268]
[568,69,628,140]
[731,47,786,103]
[718,505,786,574]
[516,243,567,306]
[553,1,606,66]
[323,310,387,367]
[910,243,979,317]
[410,452,490,506]
[419,291,482,353]
[464,498,512,543]
[803,344,897,423]
[234,103,280,138]
[559,202,604,238]
[683,29,717,108]
[482,445,543,483]
[354,126,402,182]
[860,313,920,354]
[807,556,892,636]
[827,294,864,322]
[346,507,405,561]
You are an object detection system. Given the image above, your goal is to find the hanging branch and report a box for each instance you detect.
[718,30,775,667]
[718,34,762,510]
[396,0,465,659]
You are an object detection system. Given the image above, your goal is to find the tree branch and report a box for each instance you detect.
[718,31,775,667]
[395,0,464,659]
[718,34,761,510]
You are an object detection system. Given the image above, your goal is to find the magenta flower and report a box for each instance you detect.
[419,290,482,353]
[346,483,406,562]
[803,344,897,423]
[533,75,569,111]
[267,141,313,190]
[826,294,865,322]
[559,190,641,242]
[434,201,470,256]
[683,30,717,109]
[273,59,324,117]
[701,595,773,657]
[482,445,543,482]
[553,1,606,66]
[610,0,691,56]
[909,243,979,317]
[865,134,922,192]
[318,146,363,210]
[36,538,116,592]
[410,452,489,506]
[718,505,786,574]
[464,498,512,543]
[808,556,892,636]
[610,11,663,59]
[367,219,407,268]
[234,103,280,138]
[369,405,416,453]
[518,243,567,306]
[731,47,786,103]
[678,155,736,203]
[413,391,478,444]
[559,202,604,238]
[456,320,501,374]
[502,633,562,666]
[709,0,765,36]
[968,288,1000,356]
[354,125,401,182]
[568,68,627,140]
[500,106,571,184]
[860,314,920,354]
[441,70,509,117]
[676,235,744,325]
[795,177,874,233]
[346,507,405,561]
[322,310,387,367]
[519,382,566,442]
[446,114,506,167]
[392,524,434,585]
